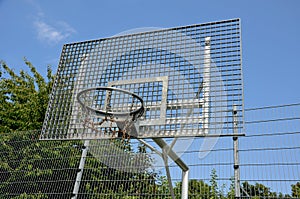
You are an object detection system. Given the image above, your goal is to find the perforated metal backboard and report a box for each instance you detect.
[41,18,244,140]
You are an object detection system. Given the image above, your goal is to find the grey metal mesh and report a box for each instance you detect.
[41,19,243,140]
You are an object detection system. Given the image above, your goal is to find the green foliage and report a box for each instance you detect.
[0,59,159,198]
[156,175,172,198]
[174,179,210,199]
[11,192,48,199]
[240,181,279,199]
[81,140,158,198]
[227,177,235,199]
[0,60,81,198]
[210,168,219,199]
[291,182,300,198]
[0,58,54,133]
[0,131,82,198]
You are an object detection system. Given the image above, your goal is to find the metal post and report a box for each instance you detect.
[181,169,189,199]
[233,105,241,198]
[162,150,176,199]
[153,138,189,199]
[203,36,211,134]
[72,140,90,199]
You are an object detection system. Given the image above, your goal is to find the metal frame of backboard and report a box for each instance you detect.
[41,18,244,140]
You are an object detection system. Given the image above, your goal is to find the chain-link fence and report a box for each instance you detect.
[1,103,299,198]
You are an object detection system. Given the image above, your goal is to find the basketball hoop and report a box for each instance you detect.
[77,86,144,140]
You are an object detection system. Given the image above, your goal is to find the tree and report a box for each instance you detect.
[291,182,300,198]
[0,60,81,198]
[227,177,235,199]
[210,168,219,199]
[80,139,158,198]
[0,60,201,198]
[0,59,159,198]
[240,181,278,199]
[0,58,54,133]
[174,179,211,199]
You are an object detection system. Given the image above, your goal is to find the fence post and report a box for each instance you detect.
[233,105,241,198]
[72,140,90,199]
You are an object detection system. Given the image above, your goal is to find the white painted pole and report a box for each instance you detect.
[71,54,89,136]
[162,151,176,199]
[153,138,189,199]
[203,37,211,134]
[181,169,189,199]
[72,140,90,199]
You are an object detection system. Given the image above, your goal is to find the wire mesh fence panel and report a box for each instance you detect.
[0,131,83,198]
[0,103,300,198]
[240,104,300,198]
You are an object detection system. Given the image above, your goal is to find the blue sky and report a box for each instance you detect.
[0,0,299,108]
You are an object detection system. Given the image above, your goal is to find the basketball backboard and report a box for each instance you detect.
[40,18,244,140]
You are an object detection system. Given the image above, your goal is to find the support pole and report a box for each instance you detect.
[72,140,90,199]
[181,169,189,199]
[153,138,189,172]
[153,138,189,199]
[203,36,211,134]
[233,105,241,198]
[162,150,176,199]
